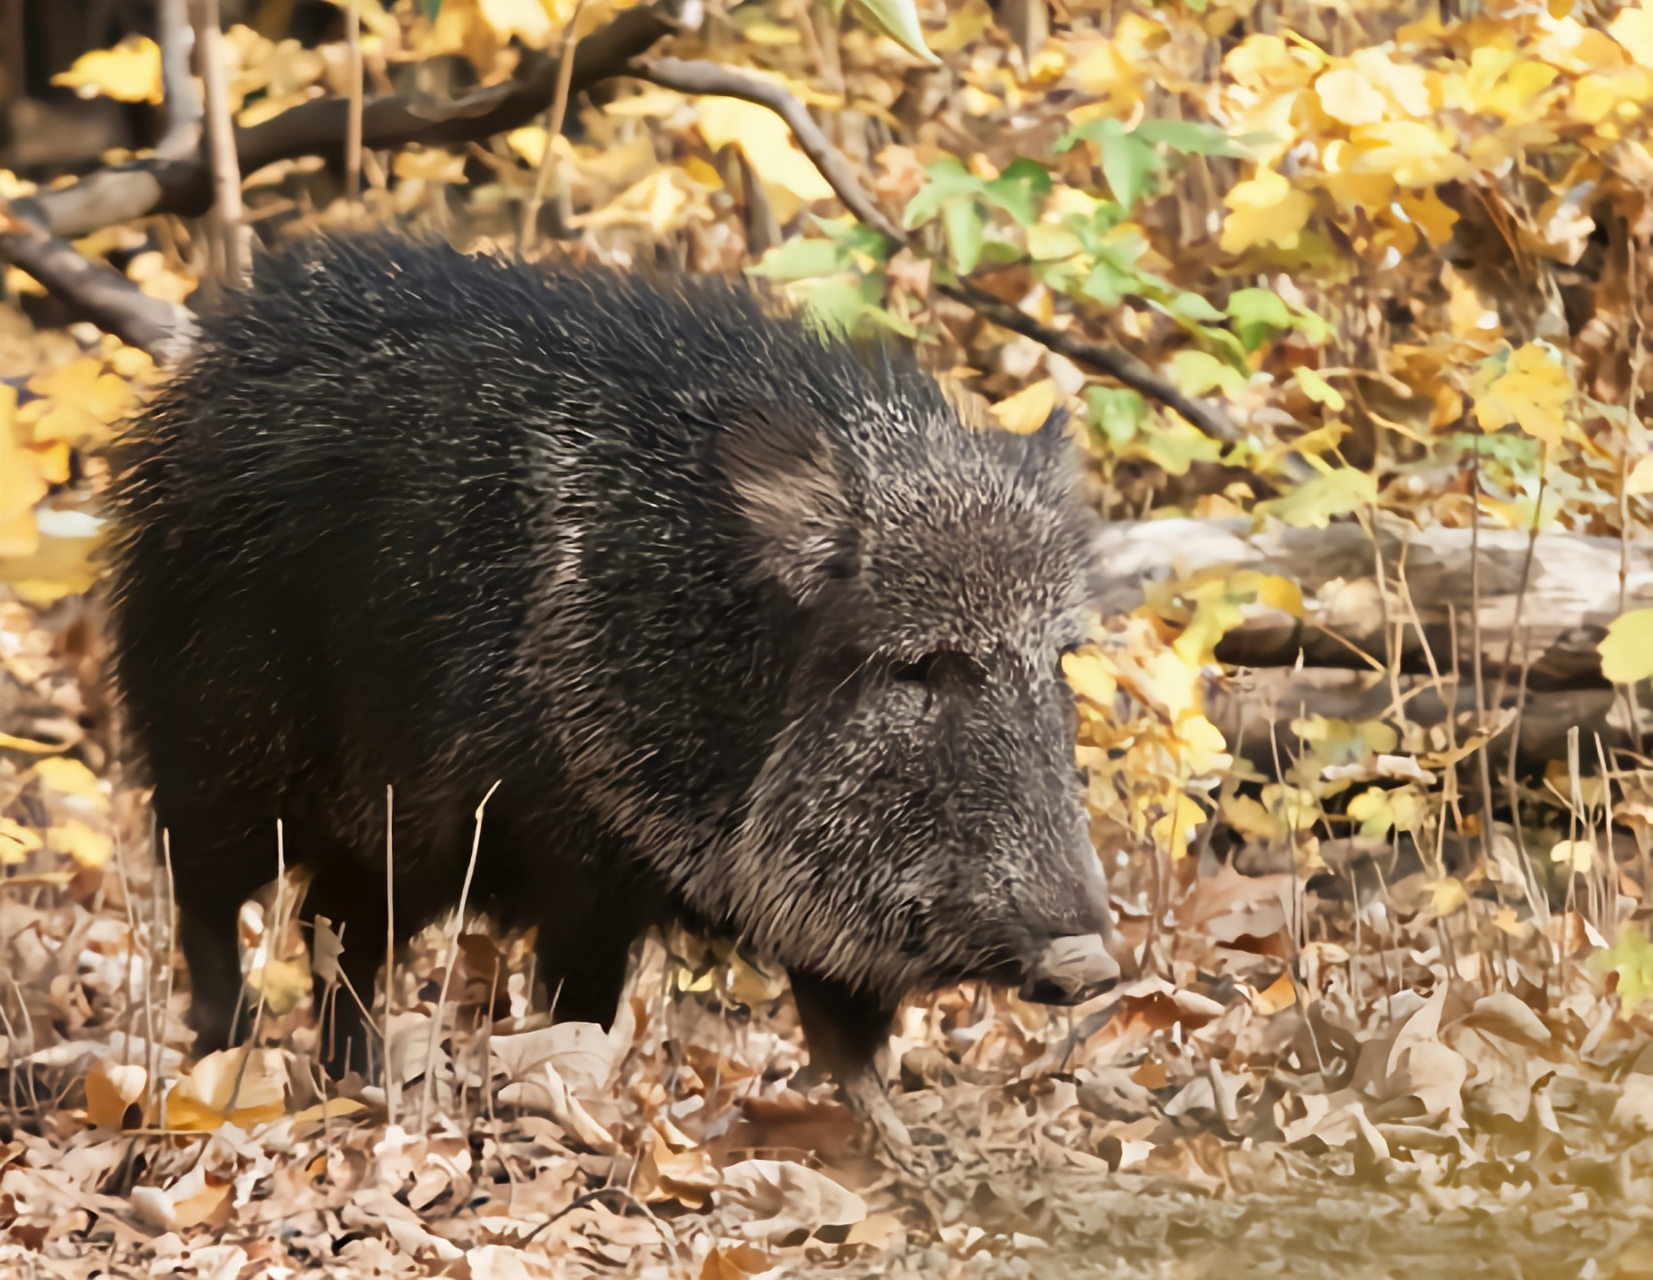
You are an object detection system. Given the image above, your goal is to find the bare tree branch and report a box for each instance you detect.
[155,0,202,160]
[628,56,1240,443]
[26,0,692,241]
[193,0,252,280]
[0,212,197,359]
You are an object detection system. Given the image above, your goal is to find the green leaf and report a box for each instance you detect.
[1195,324,1250,370]
[1293,367,1347,411]
[1132,119,1240,156]
[848,0,939,64]
[1594,925,1653,1009]
[1600,608,1653,685]
[1136,421,1223,475]
[1026,224,1083,261]
[1080,259,1132,308]
[749,238,847,282]
[802,273,915,339]
[1256,468,1377,528]
[902,156,980,230]
[1101,133,1158,212]
[1085,386,1148,447]
[1163,291,1226,325]
[943,200,986,273]
[982,158,1051,226]
[1170,350,1249,400]
[1227,287,1296,353]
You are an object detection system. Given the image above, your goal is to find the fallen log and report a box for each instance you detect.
[1094,515,1653,691]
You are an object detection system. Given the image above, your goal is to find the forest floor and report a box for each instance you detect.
[0,590,1648,1279]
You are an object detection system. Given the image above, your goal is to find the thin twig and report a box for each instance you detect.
[384,785,396,1123]
[522,0,588,252]
[419,780,502,1128]
[346,0,364,203]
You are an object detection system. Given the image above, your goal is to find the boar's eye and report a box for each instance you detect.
[891,650,986,687]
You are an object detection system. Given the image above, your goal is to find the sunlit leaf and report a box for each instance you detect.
[1471,343,1572,447]
[990,379,1061,434]
[848,0,939,64]
[1256,467,1376,528]
[1600,608,1653,685]
[51,37,162,104]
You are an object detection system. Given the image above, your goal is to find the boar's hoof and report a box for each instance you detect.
[834,1065,932,1178]
[1020,934,1120,1006]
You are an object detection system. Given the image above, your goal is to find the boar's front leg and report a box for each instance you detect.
[788,971,920,1167]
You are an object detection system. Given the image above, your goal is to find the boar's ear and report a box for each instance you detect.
[718,422,859,603]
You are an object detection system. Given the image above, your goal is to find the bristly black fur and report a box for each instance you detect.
[106,232,1111,1084]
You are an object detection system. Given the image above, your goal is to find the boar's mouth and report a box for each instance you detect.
[1018,934,1120,1005]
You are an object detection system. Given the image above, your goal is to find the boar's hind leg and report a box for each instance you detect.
[788,972,916,1160]
[168,817,288,1060]
[300,861,391,1080]
[534,865,651,1029]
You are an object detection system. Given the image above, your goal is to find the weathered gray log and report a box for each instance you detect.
[1094,516,1653,691]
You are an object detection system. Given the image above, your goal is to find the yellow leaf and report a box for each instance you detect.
[0,387,48,526]
[1222,793,1284,842]
[0,818,42,864]
[1626,455,1653,495]
[506,126,550,167]
[1255,467,1376,528]
[1176,712,1232,776]
[1316,67,1388,126]
[48,820,112,869]
[33,756,107,807]
[1262,782,1320,831]
[23,358,136,444]
[1150,792,1207,854]
[1138,649,1199,721]
[1429,877,1468,917]
[990,379,1060,434]
[51,37,162,104]
[162,1047,286,1132]
[1611,5,1653,66]
[476,0,556,46]
[1253,970,1298,1014]
[1062,650,1117,707]
[1219,169,1314,254]
[1292,367,1346,411]
[1347,121,1467,187]
[1600,608,1653,684]
[392,149,467,184]
[1550,839,1595,875]
[0,734,73,754]
[1471,344,1571,446]
[1398,187,1459,247]
[291,1097,370,1127]
[697,99,834,217]
[84,1059,147,1129]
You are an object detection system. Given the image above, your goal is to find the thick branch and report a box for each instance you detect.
[0,214,197,359]
[27,0,690,240]
[628,56,1239,443]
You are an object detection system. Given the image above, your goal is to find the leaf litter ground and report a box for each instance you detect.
[0,595,1647,1278]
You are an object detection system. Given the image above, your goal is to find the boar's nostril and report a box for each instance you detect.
[1018,934,1119,1006]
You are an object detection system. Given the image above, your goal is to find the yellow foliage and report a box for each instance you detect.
[1220,169,1314,253]
[1470,343,1572,446]
[50,37,162,104]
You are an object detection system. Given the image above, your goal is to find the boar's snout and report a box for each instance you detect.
[1019,933,1120,1005]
